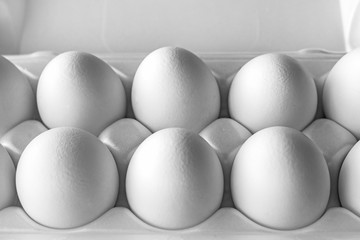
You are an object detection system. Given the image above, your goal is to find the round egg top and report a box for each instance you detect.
[131,47,220,133]
[231,126,330,230]
[323,48,360,138]
[228,53,317,133]
[126,128,223,230]
[37,51,126,136]
[339,140,360,216]
[16,127,119,229]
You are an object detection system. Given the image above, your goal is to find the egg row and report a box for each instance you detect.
[3,47,360,140]
[38,48,319,135]
[0,115,357,231]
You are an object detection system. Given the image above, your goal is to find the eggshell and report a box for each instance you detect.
[126,128,223,230]
[0,55,35,137]
[231,126,330,230]
[37,51,126,136]
[131,47,220,133]
[339,141,360,217]
[228,53,317,133]
[323,48,360,138]
[0,145,16,210]
[16,127,119,229]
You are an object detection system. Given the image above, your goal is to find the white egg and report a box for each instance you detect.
[323,48,360,138]
[16,127,119,229]
[228,53,317,133]
[126,128,223,230]
[231,126,330,230]
[0,145,16,210]
[0,55,35,137]
[131,47,220,133]
[339,141,360,216]
[37,51,126,136]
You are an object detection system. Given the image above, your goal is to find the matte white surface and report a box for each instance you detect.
[126,128,223,230]
[323,48,360,138]
[16,127,119,229]
[132,47,220,133]
[37,51,126,136]
[228,53,317,133]
[231,127,330,230]
[339,141,360,217]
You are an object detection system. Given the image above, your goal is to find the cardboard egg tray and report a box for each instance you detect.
[0,50,357,240]
[2,0,360,238]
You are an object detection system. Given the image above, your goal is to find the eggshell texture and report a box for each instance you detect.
[231,126,330,230]
[131,47,220,133]
[37,51,126,136]
[0,145,16,210]
[0,56,35,137]
[228,53,317,133]
[323,48,360,138]
[16,127,119,229]
[339,141,360,216]
[126,128,223,230]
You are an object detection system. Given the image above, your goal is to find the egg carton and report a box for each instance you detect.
[2,0,360,239]
[0,50,357,240]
